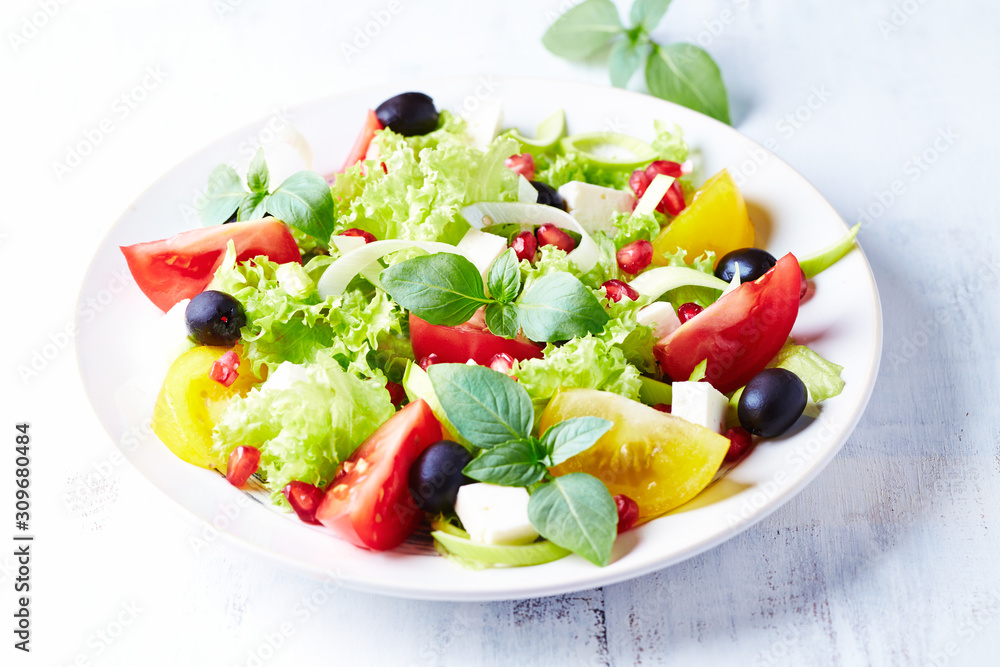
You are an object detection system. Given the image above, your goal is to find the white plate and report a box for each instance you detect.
[76,76,882,601]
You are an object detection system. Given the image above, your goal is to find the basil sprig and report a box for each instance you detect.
[380,251,609,343]
[196,148,336,243]
[429,364,617,566]
[543,0,731,124]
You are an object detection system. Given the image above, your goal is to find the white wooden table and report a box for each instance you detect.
[5,0,999,664]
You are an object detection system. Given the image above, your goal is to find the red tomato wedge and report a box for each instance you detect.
[315,399,442,551]
[340,109,383,172]
[120,219,301,311]
[654,253,801,394]
[409,312,544,366]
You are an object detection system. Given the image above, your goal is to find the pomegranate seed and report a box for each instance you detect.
[723,427,754,464]
[418,354,440,370]
[657,179,687,216]
[380,161,388,174]
[489,353,515,373]
[616,239,653,274]
[677,302,703,323]
[602,279,639,303]
[511,230,537,263]
[504,153,535,181]
[536,224,575,252]
[614,494,640,533]
[226,445,261,487]
[282,481,324,524]
[386,381,406,406]
[340,228,376,244]
[799,267,809,301]
[644,160,684,180]
[209,350,240,387]
[652,403,671,413]
[629,169,651,199]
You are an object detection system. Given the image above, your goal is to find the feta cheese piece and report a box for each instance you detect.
[670,381,729,434]
[556,181,635,234]
[636,301,682,339]
[455,483,539,546]
[466,100,504,150]
[456,228,509,280]
[156,299,196,369]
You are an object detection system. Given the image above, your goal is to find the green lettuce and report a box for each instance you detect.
[212,351,394,494]
[210,245,403,377]
[768,343,845,403]
[533,153,632,190]
[652,120,689,162]
[610,209,662,249]
[332,126,521,246]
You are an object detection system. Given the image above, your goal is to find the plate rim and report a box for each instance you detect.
[74,75,883,600]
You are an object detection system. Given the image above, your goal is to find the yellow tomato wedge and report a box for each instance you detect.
[541,389,730,519]
[151,345,259,470]
[652,169,754,267]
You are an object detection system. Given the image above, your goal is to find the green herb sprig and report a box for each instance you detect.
[543,0,731,124]
[380,251,610,343]
[428,364,618,566]
[197,148,337,243]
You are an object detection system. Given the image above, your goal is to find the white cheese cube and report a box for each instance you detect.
[454,483,539,546]
[465,100,504,149]
[556,181,635,234]
[456,228,509,281]
[670,381,729,434]
[636,302,682,339]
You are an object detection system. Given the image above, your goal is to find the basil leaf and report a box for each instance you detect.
[517,273,610,342]
[381,253,489,327]
[541,417,613,466]
[487,249,520,304]
[197,164,246,225]
[609,37,646,88]
[247,148,269,194]
[463,440,548,487]
[688,358,708,382]
[428,364,533,448]
[542,0,623,61]
[629,0,672,32]
[528,473,618,567]
[237,191,268,222]
[265,171,337,243]
[646,43,731,124]
[484,302,520,340]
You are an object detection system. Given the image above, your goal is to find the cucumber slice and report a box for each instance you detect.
[506,109,567,156]
[402,362,473,450]
[639,376,673,406]
[431,529,570,567]
[559,132,657,170]
[799,224,860,278]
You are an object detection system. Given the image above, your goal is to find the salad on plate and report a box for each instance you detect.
[120,91,859,569]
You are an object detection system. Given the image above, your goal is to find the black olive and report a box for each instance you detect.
[224,211,273,224]
[715,248,778,283]
[737,368,808,438]
[185,291,246,346]
[530,181,568,211]
[375,92,439,137]
[408,441,474,514]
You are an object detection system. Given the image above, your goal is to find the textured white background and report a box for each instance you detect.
[3,0,999,665]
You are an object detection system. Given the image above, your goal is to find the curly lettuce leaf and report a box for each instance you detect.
[212,351,394,494]
[533,153,631,190]
[652,120,689,162]
[610,209,662,249]
[210,245,403,377]
[332,125,520,245]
